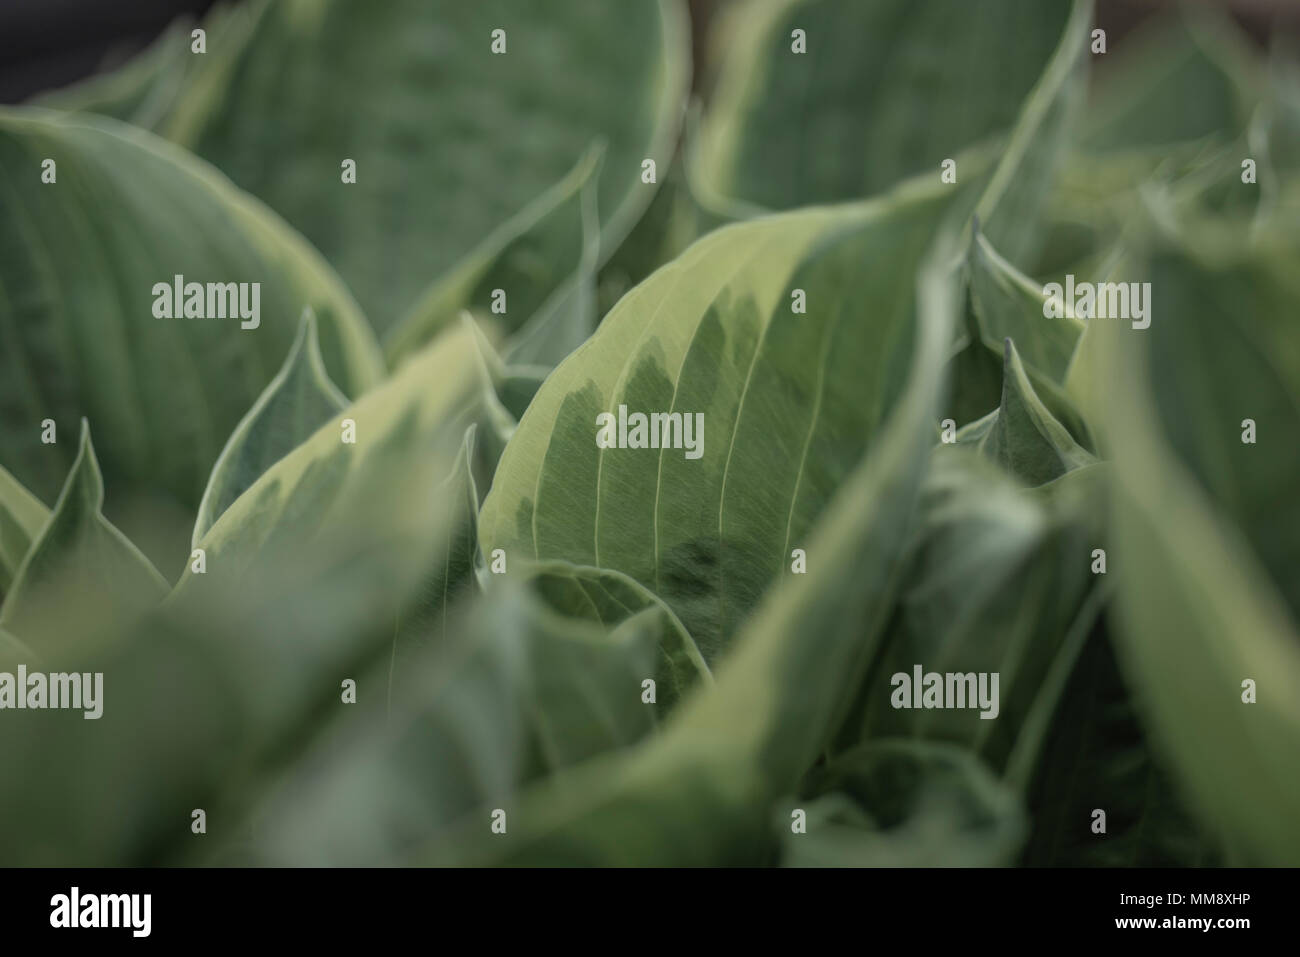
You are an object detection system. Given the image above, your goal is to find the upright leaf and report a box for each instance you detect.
[957,340,1095,487]
[1088,215,1300,864]
[157,0,691,334]
[946,232,1093,444]
[192,309,348,545]
[0,330,481,866]
[0,422,167,652]
[845,451,1105,771]
[480,177,971,660]
[422,217,962,865]
[694,0,1083,214]
[385,147,602,368]
[231,582,669,866]
[176,324,482,593]
[0,108,383,559]
[385,424,482,706]
[969,230,1082,385]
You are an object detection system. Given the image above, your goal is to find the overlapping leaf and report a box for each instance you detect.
[1087,213,1300,864]
[228,581,675,866]
[1019,626,1218,866]
[516,559,710,709]
[385,148,602,369]
[0,327,482,866]
[5,0,1297,871]
[845,456,1104,763]
[480,177,970,661]
[150,0,691,336]
[480,0,1087,660]
[1080,8,1259,155]
[957,341,1096,487]
[0,423,167,653]
[176,324,481,593]
[192,309,348,545]
[418,216,964,866]
[694,0,1084,216]
[0,108,383,563]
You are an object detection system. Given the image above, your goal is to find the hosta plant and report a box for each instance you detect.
[1,0,1297,867]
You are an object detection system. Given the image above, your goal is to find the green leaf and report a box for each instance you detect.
[1081,8,1259,155]
[420,213,963,865]
[944,305,1007,428]
[0,422,168,653]
[597,138,720,317]
[1019,625,1218,866]
[844,451,1106,772]
[0,332,481,866]
[157,0,691,336]
[176,324,482,593]
[230,580,669,866]
[192,309,348,546]
[497,366,548,424]
[946,233,1094,445]
[0,108,384,560]
[0,482,463,865]
[693,0,1084,213]
[0,628,37,673]
[479,0,1089,662]
[479,176,972,661]
[969,230,1082,385]
[499,265,599,370]
[0,463,49,599]
[1037,10,1266,278]
[1086,218,1300,864]
[516,559,711,709]
[957,340,1096,487]
[968,0,1092,266]
[385,424,482,708]
[1132,221,1300,614]
[384,147,602,368]
[782,741,1025,867]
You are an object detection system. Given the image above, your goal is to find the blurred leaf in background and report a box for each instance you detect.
[0,324,482,865]
[75,0,694,343]
[693,0,1076,215]
[0,0,1298,870]
[0,108,383,568]
[1083,207,1300,865]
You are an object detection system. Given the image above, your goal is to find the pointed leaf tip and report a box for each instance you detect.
[963,339,1095,486]
[0,419,166,650]
[192,309,349,545]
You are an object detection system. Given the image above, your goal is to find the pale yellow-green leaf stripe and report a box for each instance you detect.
[0,422,168,651]
[192,309,348,546]
[175,323,483,595]
[0,107,384,530]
